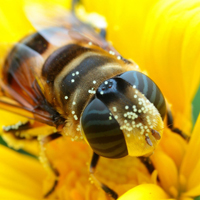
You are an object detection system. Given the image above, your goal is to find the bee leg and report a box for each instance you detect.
[166,105,189,140]
[138,156,155,174]
[43,174,59,198]
[90,152,118,200]
[39,132,62,198]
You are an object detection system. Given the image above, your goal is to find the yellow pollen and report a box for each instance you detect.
[125,105,129,110]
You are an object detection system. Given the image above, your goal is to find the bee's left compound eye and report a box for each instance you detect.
[81,98,128,158]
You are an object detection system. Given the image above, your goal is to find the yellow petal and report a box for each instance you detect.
[180,114,200,178]
[140,0,200,129]
[0,109,28,128]
[151,150,178,197]
[179,197,194,200]
[0,0,71,42]
[187,158,200,194]
[0,187,39,200]
[0,145,46,199]
[82,0,160,60]
[182,183,200,199]
[180,114,200,195]
[159,129,187,169]
[118,184,169,200]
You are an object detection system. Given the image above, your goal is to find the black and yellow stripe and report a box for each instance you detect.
[43,43,126,118]
[81,98,128,158]
[120,71,166,119]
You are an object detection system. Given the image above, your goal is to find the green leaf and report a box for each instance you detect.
[192,86,200,126]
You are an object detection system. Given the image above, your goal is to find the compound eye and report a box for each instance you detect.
[81,98,128,158]
[119,71,166,119]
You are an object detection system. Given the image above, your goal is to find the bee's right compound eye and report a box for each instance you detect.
[81,98,128,158]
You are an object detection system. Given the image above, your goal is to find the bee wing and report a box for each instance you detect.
[25,4,120,55]
[0,96,56,126]
[3,43,45,101]
[0,43,57,126]
[0,95,34,118]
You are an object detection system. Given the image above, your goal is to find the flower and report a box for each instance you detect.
[119,114,200,200]
[0,0,200,200]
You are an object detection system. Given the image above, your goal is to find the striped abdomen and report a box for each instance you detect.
[42,43,129,120]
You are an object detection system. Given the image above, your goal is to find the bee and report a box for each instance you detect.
[0,2,184,199]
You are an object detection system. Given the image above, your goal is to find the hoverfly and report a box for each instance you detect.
[0,1,184,199]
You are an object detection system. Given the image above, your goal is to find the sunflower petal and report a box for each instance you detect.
[0,187,39,200]
[179,197,194,200]
[180,114,200,194]
[151,150,178,197]
[0,145,46,199]
[0,0,71,42]
[182,184,200,199]
[141,0,200,113]
[82,0,160,60]
[159,129,187,169]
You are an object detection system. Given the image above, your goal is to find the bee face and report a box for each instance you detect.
[81,71,166,158]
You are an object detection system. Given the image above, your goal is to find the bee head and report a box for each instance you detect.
[81,71,166,158]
